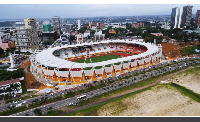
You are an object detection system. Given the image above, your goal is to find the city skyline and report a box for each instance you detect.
[0,4,200,19]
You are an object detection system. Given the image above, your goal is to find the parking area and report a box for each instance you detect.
[2,57,200,116]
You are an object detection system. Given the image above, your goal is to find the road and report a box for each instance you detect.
[0,57,198,116]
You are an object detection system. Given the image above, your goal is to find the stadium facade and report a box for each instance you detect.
[30,39,162,86]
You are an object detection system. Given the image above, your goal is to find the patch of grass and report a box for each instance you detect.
[0,106,27,116]
[65,86,152,116]
[73,54,121,63]
[0,96,64,116]
[176,66,200,76]
[94,66,103,69]
[44,110,63,116]
[11,95,38,103]
[105,64,112,67]
[67,63,199,111]
[170,82,200,102]
[2,61,200,116]
[20,80,27,94]
[83,67,93,70]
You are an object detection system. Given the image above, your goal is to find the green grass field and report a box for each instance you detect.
[73,54,121,63]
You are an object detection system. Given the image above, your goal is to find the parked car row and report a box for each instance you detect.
[3,57,200,114]
[66,57,200,106]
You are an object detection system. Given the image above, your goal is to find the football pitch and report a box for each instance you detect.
[73,54,121,63]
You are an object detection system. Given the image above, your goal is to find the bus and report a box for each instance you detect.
[76,95,87,101]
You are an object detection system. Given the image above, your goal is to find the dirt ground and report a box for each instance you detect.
[174,67,200,94]
[161,42,197,59]
[24,64,45,89]
[59,66,199,116]
[95,85,200,116]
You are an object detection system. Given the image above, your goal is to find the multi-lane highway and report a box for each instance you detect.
[0,57,199,116]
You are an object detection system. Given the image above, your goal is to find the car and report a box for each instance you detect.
[13,100,19,103]
[9,104,15,108]
[15,103,22,107]
[32,99,39,103]
[22,101,27,104]
[41,97,48,101]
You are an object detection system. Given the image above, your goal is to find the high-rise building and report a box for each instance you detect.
[77,20,81,30]
[181,5,193,27]
[61,24,72,33]
[195,10,200,27]
[52,16,61,37]
[171,7,182,28]
[14,18,39,52]
[24,18,37,29]
[42,31,57,42]
[94,30,105,42]
[43,24,52,32]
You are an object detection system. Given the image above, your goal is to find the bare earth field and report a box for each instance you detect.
[62,66,200,116]
[95,85,200,116]
[174,68,200,94]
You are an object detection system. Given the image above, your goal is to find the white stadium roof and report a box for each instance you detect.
[35,39,159,69]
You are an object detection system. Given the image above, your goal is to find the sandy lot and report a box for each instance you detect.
[95,85,200,116]
[174,68,200,94]
[62,66,200,116]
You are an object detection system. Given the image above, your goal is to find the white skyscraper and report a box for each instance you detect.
[77,20,81,30]
[171,7,182,28]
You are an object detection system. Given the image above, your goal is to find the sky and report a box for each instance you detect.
[0,4,200,19]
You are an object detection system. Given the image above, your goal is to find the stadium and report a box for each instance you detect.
[30,39,162,87]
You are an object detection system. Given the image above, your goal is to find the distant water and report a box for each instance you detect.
[0,19,23,22]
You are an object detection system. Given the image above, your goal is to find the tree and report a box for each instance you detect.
[0,47,4,57]
[78,27,87,34]
[189,32,198,41]
[87,35,90,39]
[34,108,43,116]
[141,32,156,43]
[13,83,20,92]
[5,48,10,54]
[10,47,16,54]
[183,34,189,44]
[69,35,75,42]
[10,83,14,91]
[126,23,132,30]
